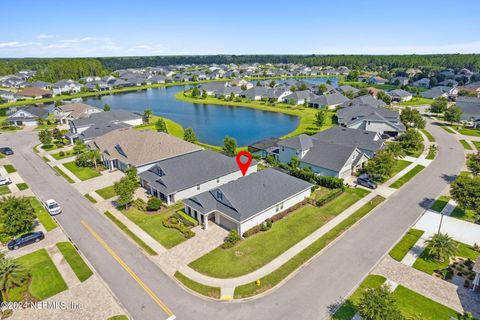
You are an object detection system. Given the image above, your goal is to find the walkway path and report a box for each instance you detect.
[373,256,480,318]
[157,223,228,275]
[400,231,431,267]
[46,244,81,288]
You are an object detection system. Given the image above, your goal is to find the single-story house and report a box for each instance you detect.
[391,76,409,86]
[412,78,431,88]
[199,82,228,95]
[240,87,270,100]
[368,76,387,85]
[90,128,202,172]
[342,95,387,108]
[337,85,360,95]
[455,96,480,127]
[67,109,143,143]
[421,86,458,99]
[388,89,413,102]
[7,106,49,126]
[248,137,280,159]
[308,92,349,109]
[282,90,316,105]
[0,90,16,102]
[14,87,53,99]
[139,150,257,205]
[183,168,312,233]
[52,79,83,95]
[337,104,405,136]
[277,128,383,178]
[53,103,102,124]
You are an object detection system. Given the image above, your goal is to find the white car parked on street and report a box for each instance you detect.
[44,199,62,215]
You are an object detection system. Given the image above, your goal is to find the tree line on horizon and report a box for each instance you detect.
[1,54,480,81]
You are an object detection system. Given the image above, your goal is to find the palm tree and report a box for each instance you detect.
[426,233,458,262]
[0,258,30,301]
[143,109,153,124]
[385,142,406,158]
[88,150,100,169]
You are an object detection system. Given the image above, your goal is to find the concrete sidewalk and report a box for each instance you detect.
[414,210,480,246]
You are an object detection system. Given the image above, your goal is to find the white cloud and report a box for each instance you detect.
[36,34,54,39]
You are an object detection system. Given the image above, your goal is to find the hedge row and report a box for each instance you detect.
[289,168,345,189]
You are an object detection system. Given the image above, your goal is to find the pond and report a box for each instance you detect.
[81,78,336,146]
[83,86,298,146]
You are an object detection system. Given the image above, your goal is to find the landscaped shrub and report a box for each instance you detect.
[146,197,162,211]
[243,225,261,238]
[289,168,345,189]
[222,230,240,249]
[162,215,196,239]
[133,198,146,211]
[59,151,65,157]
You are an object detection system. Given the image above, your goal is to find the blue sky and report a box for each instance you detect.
[1,0,480,58]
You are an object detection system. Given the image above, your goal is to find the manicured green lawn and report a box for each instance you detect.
[56,242,93,282]
[50,150,75,160]
[473,141,480,151]
[413,241,479,275]
[107,316,129,320]
[426,146,437,160]
[450,206,476,223]
[16,249,67,300]
[389,229,424,262]
[420,129,435,142]
[4,164,16,173]
[53,165,75,183]
[333,276,459,320]
[389,165,425,188]
[459,139,473,150]
[121,204,186,249]
[430,196,450,212]
[63,162,101,181]
[393,285,459,320]
[134,115,185,139]
[191,188,369,279]
[16,182,28,191]
[104,211,157,255]
[96,185,116,200]
[84,193,97,203]
[455,127,480,137]
[28,197,58,231]
[0,185,11,195]
[398,97,433,106]
[234,196,385,299]
[174,271,220,299]
[332,275,387,319]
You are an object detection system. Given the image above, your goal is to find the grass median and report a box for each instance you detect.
[174,271,221,299]
[53,165,75,183]
[389,165,425,189]
[389,229,424,262]
[234,195,385,299]
[56,242,93,282]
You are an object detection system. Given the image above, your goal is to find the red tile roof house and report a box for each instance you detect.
[14,87,53,100]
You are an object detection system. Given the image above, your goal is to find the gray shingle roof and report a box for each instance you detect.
[71,109,141,128]
[420,86,451,99]
[183,168,312,222]
[456,96,480,122]
[312,127,384,153]
[309,92,349,106]
[343,95,387,108]
[337,105,405,131]
[139,150,255,195]
[301,140,359,172]
[277,134,313,150]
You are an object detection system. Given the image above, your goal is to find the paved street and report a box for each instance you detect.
[0,118,465,320]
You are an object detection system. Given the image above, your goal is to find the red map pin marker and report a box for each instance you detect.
[236,151,252,176]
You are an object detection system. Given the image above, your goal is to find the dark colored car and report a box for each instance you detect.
[7,231,45,250]
[356,176,378,189]
[0,147,14,155]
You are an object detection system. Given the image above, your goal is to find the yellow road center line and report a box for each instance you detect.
[81,220,174,317]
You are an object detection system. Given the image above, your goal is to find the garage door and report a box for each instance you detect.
[218,215,238,231]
